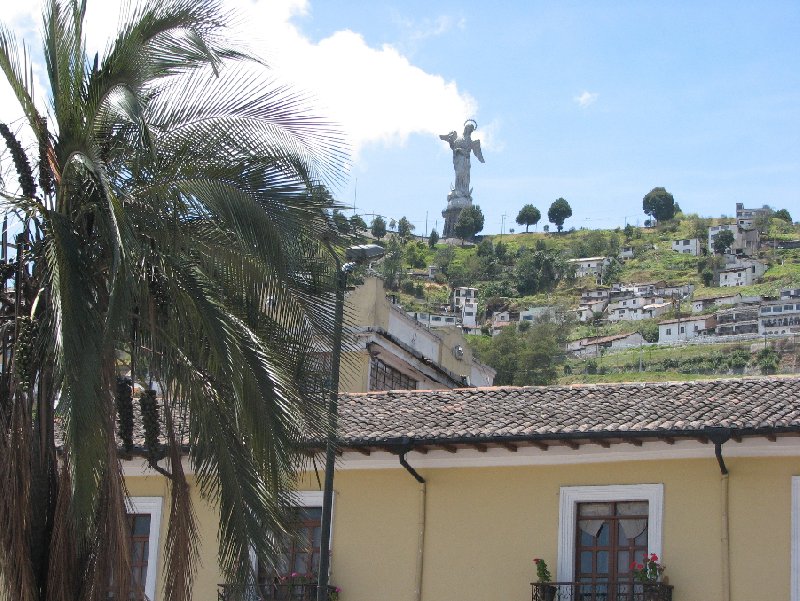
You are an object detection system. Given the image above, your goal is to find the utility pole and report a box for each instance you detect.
[500,213,506,239]
[425,211,428,238]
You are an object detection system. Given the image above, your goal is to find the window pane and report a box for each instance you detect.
[579,503,612,517]
[618,551,629,575]
[580,551,593,574]
[597,522,610,546]
[597,551,609,574]
[132,515,151,537]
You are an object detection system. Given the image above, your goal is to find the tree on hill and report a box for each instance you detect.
[405,241,428,268]
[371,215,387,239]
[713,229,736,254]
[642,187,676,223]
[398,216,415,240]
[332,209,351,234]
[516,204,541,232]
[547,198,572,232]
[350,214,368,233]
[775,209,792,223]
[515,248,571,295]
[454,205,485,243]
[428,228,440,248]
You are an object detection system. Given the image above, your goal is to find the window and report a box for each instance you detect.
[369,358,416,391]
[557,484,663,584]
[124,497,163,601]
[253,491,330,599]
[679,327,685,334]
[665,328,671,335]
[574,501,649,596]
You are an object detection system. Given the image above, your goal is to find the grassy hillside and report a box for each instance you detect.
[382,213,800,384]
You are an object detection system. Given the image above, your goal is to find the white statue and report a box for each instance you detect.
[439,119,485,199]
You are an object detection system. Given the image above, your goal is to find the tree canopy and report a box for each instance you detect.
[397,216,415,240]
[454,205,485,242]
[775,208,792,223]
[370,215,387,239]
[516,204,541,232]
[0,2,345,600]
[713,229,736,254]
[428,228,440,248]
[547,198,572,232]
[642,187,676,223]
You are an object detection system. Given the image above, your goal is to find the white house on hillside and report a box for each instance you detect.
[736,202,772,229]
[759,289,800,335]
[658,315,716,343]
[717,260,767,287]
[671,238,700,256]
[568,257,610,280]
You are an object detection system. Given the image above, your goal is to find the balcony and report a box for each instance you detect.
[218,584,338,601]
[532,582,673,601]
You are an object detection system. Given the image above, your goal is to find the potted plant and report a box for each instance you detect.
[533,558,556,601]
[631,553,666,601]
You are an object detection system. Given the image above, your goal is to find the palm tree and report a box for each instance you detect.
[0,2,345,601]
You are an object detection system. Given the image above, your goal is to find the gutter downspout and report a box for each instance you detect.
[709,429,731,601]
[399,449,426,601]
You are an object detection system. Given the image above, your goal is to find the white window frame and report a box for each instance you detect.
[557,484,664,582]
[126,496,164,601]
[792,476,800,601]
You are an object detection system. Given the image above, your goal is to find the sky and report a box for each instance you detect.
[2,0,799,234]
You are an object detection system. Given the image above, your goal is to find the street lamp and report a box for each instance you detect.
[317,243,384,601]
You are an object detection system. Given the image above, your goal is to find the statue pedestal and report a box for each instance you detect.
[442,193,472,238]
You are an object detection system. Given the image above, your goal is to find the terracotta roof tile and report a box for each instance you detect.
[337,377,800,445]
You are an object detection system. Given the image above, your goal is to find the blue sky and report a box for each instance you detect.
[2,1,798,234]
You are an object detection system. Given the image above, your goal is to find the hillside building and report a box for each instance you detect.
[671,238,700,256]
[715,304,759,336]
[736,202,772,229]
[566,332,645,357]
[568,256,610,281]
[658,315,716,343]
[716,259,767,287]
[759,289,800,335]
[708,224,759,256]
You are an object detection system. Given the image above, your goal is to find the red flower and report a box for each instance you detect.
[630,561,637,569]
[533,558,540,564]
[637,563,644,570]
[650,554,659,562]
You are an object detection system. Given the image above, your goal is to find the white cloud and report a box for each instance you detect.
[1,0,479,163]
[574,90,599,108]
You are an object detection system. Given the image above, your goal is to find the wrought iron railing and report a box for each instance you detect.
[218,584,338,601]
[532,581,673,601]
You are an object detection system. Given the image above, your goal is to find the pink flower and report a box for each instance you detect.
[335,588,341,593]
[291,572,299,578]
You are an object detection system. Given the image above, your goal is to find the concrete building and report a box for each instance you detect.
[656,283,695,299]
[568,256,610,281]
[708,224,759,256]
[607,296,668,322]
[576,299,608,323]
[341,277,495,391]
[671,238,700,256]
[451,286,479,330]
[736,202,772,229]
[519,306,556,323]
[691,293,742,313]
[406,311,460,328]
[658,315,716,342]
[717,259,767,287]
[759,289,800,335]
[619,245,635,260]
[566,332,645,357]
[715,304,759,336]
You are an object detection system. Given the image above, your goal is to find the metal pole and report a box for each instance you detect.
[317,261,347,601]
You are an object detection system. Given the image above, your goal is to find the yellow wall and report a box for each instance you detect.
[131,454,798,601]
[127,474,222,601]
[311,456,796,601]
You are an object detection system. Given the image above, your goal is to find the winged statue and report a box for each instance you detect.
[439,119,484,199]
